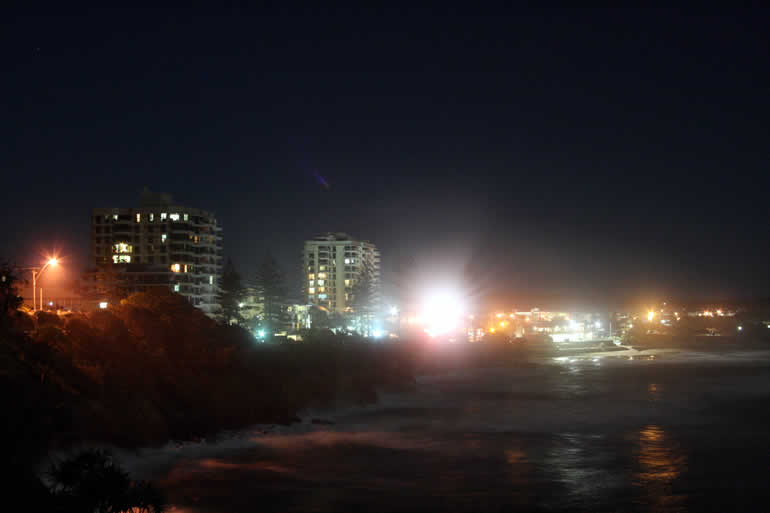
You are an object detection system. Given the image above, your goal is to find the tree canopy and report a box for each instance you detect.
[218,258,244,325]
[253,253,288,334]
[351,257,378,336]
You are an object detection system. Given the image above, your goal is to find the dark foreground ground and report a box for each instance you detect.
[119,347,770,513]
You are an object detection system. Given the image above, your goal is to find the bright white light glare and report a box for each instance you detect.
[99,302,108,309]
[372,329,383,338]
[594,321,601,328]
[737,326,743,331]
[421,290,464,338]
[389,306,398,316]
[257,330,265,338]
[238,303,244,308]
[569,319,579,330]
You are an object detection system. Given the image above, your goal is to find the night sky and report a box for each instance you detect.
[3,7,769,309]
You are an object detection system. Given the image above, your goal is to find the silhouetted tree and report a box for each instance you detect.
[218,258,244,325]
[329,311,348,332]
[254,253,287,334]
[48,449,166,512]
[310,306,329,329]
[0,260,22,326]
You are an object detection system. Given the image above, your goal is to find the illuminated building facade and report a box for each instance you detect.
[86,191,223,316]
[302,232,380,313]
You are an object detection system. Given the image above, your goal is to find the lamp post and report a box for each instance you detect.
[22,258,58,312]
[389,305,400,337]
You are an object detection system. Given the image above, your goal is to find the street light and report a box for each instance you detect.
[20,257,58,312]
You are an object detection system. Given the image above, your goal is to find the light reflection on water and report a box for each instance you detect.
[634,425,688,512]
[122,349,770,512]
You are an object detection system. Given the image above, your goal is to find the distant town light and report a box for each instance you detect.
[99,302,108,309]
[257,330,265,338]
[238,303,244,308]
[737,326,743,331]
[372,329,383,338]
[648,311,655,321]
[48,301,53,306]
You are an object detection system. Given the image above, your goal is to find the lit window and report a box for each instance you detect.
[309,280,314,286]
[344,258,350,264]
[161,213,167,221]
[183,264,188,273]
[194,235,199,243]
[318,279,324,286]
[113,214,118,221]
[173,283,180,292]
[99,302,108,309]
[135,213,141,223]
[308,288,315,294]
[161,233,167,243]
[318,294,327,299]
[112,255,131,263]
[344,279,350,286]
[319,287,325,293]
[318,273,326,279]
[113,242,133,253]
[171,263,181,272]
[170,213,180,221]
[183,213,189,221]
[209,275,214,285]
[308,273,315,280]
[149,213,154,222]
[319,266,326,271]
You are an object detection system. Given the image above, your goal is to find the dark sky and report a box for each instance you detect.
[2,7,769,309]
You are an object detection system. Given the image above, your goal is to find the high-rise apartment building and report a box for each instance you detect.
[84,191,223,316]
[302,232,380,313]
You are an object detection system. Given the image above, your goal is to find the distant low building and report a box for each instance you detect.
[287,304,313,331]
[237,286,264,325]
